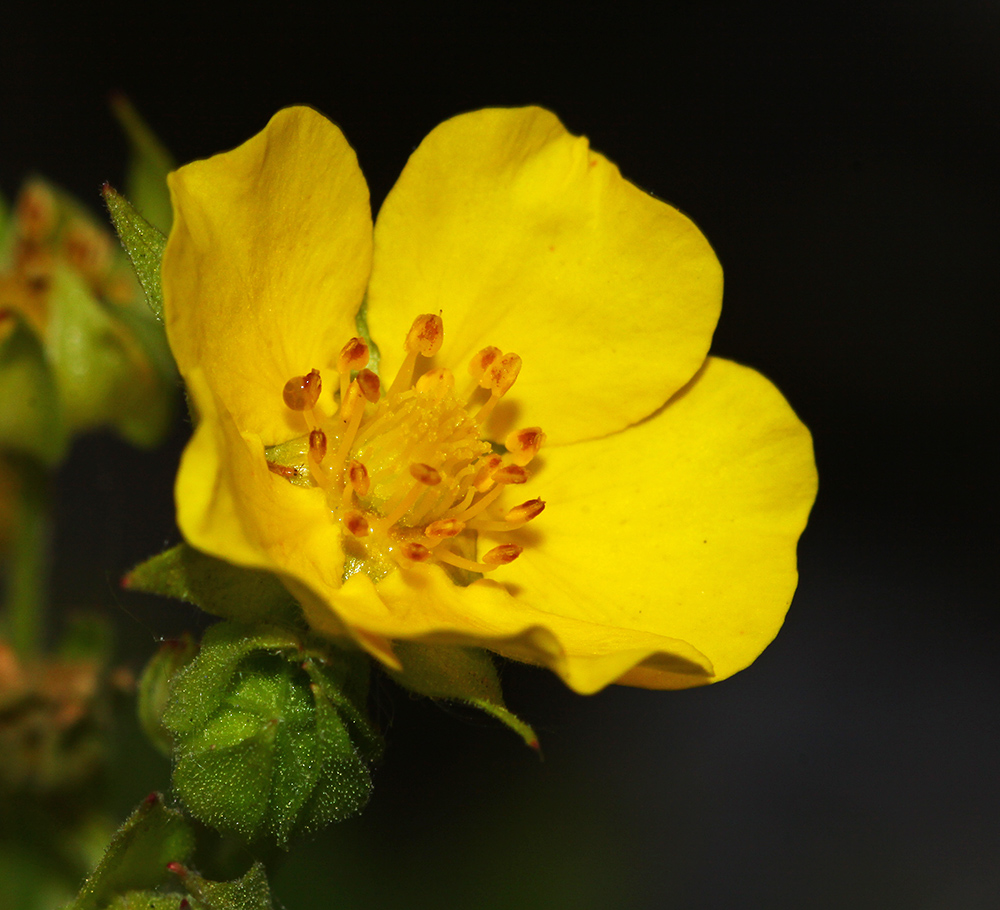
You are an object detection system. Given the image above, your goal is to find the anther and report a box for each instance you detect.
[416,367,455,400]
[357,368,381,402]
[490,353,522,397]
[309,428,327,463]
[283,368,322,411]
[343,510,370,537]
[338,337,369,372]
[347,460,370,497]
[476,353,521,423]
[506,498,546,523]
[400,542,433,563]
[424,518,465,539]
[493,464,529,485]
[505,427,545,466]
[390,313,445,396]
[482,544,523,567]
[473,454,503,491]
[410,463,442,486]
[468,346,502,387]
[466,498,545,532]
[340,380,365,422]
[405,313,444,356]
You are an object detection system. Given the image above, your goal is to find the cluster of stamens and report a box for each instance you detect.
[267,314,545,583]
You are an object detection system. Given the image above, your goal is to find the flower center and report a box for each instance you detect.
[267,314,545,584]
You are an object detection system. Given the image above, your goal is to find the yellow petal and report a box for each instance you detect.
[488,356,818,689]
[175,366,347,618]
[328,564,713,695]
[367,106,722,446]
[163,106,372,445]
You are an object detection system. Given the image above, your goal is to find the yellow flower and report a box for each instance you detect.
[163,107,817,695]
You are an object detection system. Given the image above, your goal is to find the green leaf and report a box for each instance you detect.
[173,861,274,910]
[102,184,166,320]
[69,793,196,910]
[163,623,379,845]
[124,544,303,629]
[110,95,175,235]
[390,642,539,750]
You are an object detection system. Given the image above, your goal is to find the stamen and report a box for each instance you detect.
[309,428,328,463]
[473,454,503,492]
[389,313,444,396]
[283,368,322,411]
[399,542,433,563]
[424,518,466,540]
[505,427,546,466]
[435,543,522,574]
[380,463,442,528]
[482,544,523,567]
[357,368,381,403]
[347,460,370,497]
[343,510,370,537]
[416,367,455,401]
[493,465,529,485]
[476,353,522,423]
[468,346,502,388]
[467,499,545,532]
[338,337,369,403]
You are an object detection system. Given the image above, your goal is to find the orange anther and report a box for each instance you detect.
[283,368,322,411]
[343,510,370,537]
[469,346,502,387]
[348,460,370,497]
[357,368,381,402]
[405,313,444,356]
[482,544,523,567]
[505,427,546,465]
[309,428,327,462]
[16,182,57,243]
[425,518,466,539]
[416,367,455,400]
[337,337,369,372]
[473,454,503,491]
[409,463,442,486]
[493,464,529,485]
[489,353,521,396]
[341,380,365,421]
[401,542,433,562]
[506,498,546,523]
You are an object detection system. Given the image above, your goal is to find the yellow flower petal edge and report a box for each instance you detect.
[367,107,723,447]
[490,356,818,689]
[163,107,372,445]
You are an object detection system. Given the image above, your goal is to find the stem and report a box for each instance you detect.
[3,456,51,658]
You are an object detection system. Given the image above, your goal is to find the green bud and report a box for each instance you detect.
[0,178,176,459]
[163,623,380,846]
[138,635,198,757]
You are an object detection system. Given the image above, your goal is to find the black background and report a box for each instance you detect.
[2,4,997,908]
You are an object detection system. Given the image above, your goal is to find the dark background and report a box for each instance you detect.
[2,4,996,908]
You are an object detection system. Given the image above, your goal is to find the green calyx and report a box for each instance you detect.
[158,622,381,847]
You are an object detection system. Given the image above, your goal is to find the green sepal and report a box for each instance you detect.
[170,861,274,910]
[110,95,175,235]
[124,544,304,630]
[138,635,199,757]
[0,312,67,465]
[163,622,380,846]
[102,184,167,321]
[390,642,539,751]
[68,793,196,910]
